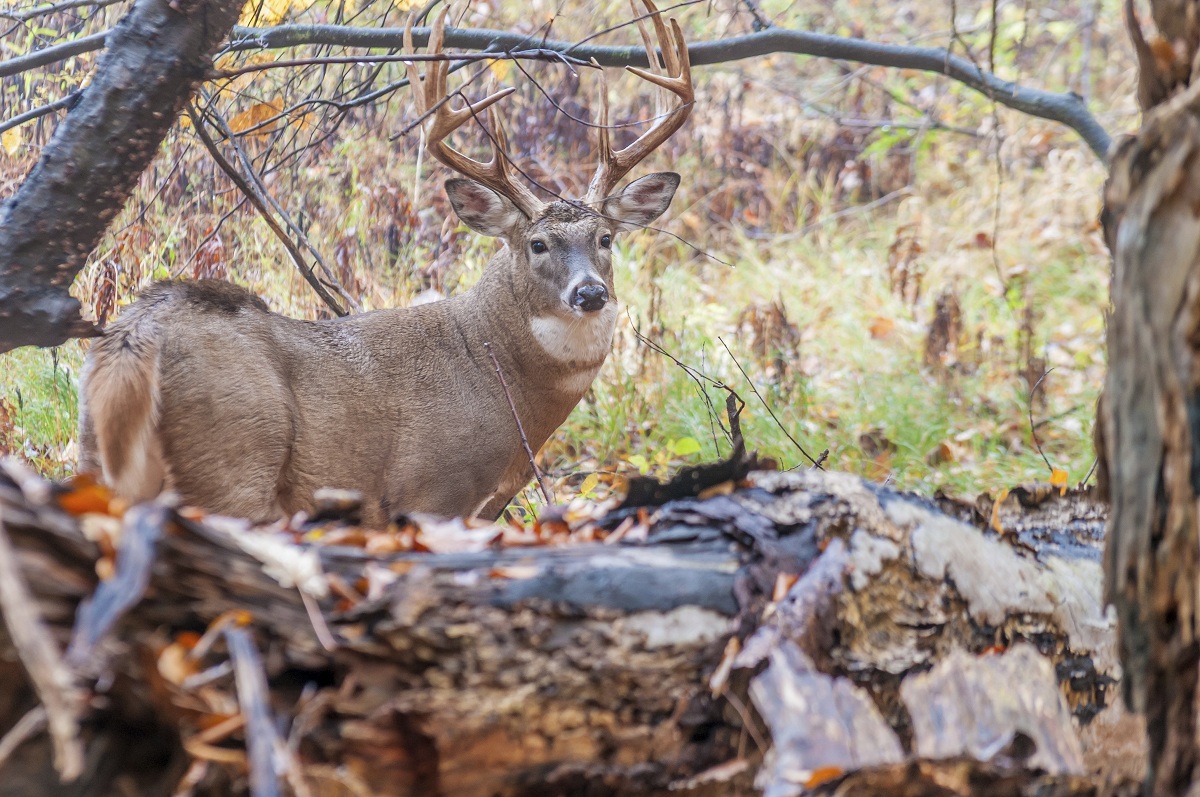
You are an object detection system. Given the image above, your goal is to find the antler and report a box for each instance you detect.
[404,9,546,218]
[583,0,694,204]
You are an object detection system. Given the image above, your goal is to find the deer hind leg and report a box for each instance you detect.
[154,382,293,523]
[163,428,289,523]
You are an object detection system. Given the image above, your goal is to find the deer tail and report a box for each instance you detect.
[80,309,165,501]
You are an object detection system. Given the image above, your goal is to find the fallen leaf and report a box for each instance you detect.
[772,572,799,602]
[990,488,1010,534]
[489,565,539,580]
[578,472,601,496]
[1050,467,1068,495]
[868,315,895,339]
[804,765,844,788]
[58,475,114,516]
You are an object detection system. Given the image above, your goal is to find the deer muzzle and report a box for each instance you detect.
[571,282,609,313]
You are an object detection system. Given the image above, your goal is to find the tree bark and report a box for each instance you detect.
[0,0,246,352]
[1099,2,1200,794]
[0,461,1139,796]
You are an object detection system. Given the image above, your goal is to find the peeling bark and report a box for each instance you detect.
[0,0,246,352]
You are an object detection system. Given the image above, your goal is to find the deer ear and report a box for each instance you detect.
[445,179,525,238]
[600,172,680,232]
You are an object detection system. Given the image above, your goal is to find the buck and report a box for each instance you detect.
[78,2,693,526]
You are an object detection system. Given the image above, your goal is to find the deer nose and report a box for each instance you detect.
[571,283,609,312]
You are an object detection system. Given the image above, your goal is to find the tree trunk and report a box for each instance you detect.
[0,461,1140,796]
[1099,2,1200,794]
[0,0,246,352]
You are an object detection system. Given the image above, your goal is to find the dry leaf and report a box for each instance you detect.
[227,100,283,138]
[58,476,114,516]
[804,765,844,788]
[1050,467,1069,495]
[990,488,1010,534]
[868,315,895,339]
[1,126,21,158]
[489,565,540,580]
[772,572,799,602]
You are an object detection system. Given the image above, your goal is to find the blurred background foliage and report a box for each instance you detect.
[0,0,1132,510]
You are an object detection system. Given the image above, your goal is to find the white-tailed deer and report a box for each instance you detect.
[78,1,693,526]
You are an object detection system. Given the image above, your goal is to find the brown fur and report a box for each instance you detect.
[79,174,679,525]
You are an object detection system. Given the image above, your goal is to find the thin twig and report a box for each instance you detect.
[0,90,80,137]
[1027,367,1055,472]
[209,49,594,80]
[718,336,822,468]
[0,0,125,21]
[0,505,84,781]
[483,341,554,506]
[1081,455,1099,487]
[224,627,283,797]
[0,706,47,771]
[299,589,337,652]
[630,317,736,456]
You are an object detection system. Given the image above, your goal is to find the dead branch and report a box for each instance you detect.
[0,506,83,781]
[185,103,349,317]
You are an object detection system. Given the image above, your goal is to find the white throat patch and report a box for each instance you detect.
[529,303,618,365]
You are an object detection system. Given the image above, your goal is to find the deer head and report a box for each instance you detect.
[404,0,693,348]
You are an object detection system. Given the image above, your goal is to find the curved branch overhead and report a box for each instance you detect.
[229,24,1110,158]
[3,22,1113,154]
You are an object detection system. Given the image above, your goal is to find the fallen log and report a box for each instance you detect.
[0,459,1140,796]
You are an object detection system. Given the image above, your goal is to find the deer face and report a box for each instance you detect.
[445,173,680,363]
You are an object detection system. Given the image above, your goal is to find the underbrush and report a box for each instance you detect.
[0,0,1126,506]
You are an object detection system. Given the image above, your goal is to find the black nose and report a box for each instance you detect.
[571,283,609,312]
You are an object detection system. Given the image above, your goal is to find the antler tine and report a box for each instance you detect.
[404,8,544,218]
[584,0,694,204]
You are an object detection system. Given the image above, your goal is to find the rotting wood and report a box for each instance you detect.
[0,460,1140,795]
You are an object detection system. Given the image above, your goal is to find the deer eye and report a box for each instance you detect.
[531,240,548,255]
[599,234,612,249]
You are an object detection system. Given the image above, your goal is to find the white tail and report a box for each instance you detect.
[79,308,165,502]
[79,0,692,525]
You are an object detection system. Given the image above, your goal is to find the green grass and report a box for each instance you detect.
[0,344,84,477]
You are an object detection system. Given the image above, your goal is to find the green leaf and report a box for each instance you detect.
[671,437,702,457]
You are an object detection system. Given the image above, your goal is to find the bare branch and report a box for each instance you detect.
[5,23,1112,161]
[185,103,349,316]
[0,91,79,137]
[0,30,106,79]
[0,0,126,23]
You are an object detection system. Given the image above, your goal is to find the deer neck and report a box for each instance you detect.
[463,249,617,405]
